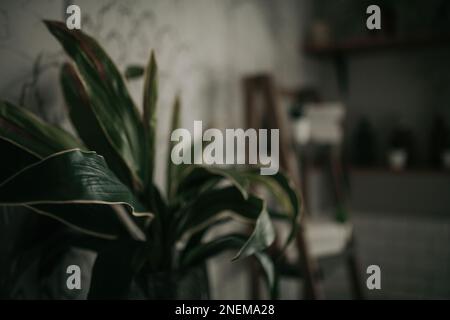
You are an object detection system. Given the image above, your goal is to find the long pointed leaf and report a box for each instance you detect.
[178,166,300,252]
[179,204,275,261]
[0,149,152,239]
[232,208,275,260]
[142,51,158,195]
[0,100,84,158]
[45,20,147,192]
[167,96,181,199]
[176,186,275,264]
[177,166,249,200]
[60,63,137,190]
[243,170,301,252]
[177,187,264,237]
[180,234,276,297]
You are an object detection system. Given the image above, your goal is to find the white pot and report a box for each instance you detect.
[388,149,407,171]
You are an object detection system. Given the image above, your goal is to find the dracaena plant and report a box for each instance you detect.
[0,21,301,299]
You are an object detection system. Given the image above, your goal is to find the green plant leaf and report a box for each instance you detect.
[254,251,278,299]
[176,186,275,264]
[180,166,298,221]
[124,65,144,80]
[180,205,274,260]
[142,51,158,190]
[177,166,249,200]
[60,63,137,190]
[177,166,300,252]
[177,186,262,236]
[0,149,152,239]
[232,208,274,260]
[167,95,181,199]
[180,234,276,297]
[243,170,301,252]
[0,100,84,158]
[45,20,147,192]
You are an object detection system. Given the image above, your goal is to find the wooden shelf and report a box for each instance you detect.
[308,166,450,176]
[304,34,450,56]
[348,167,450,176]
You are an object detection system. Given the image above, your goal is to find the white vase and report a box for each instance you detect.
[388,149,407,171]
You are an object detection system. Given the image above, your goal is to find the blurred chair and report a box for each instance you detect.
[242,74,364,299]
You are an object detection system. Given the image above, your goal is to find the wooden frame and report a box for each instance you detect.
[242,74,323,299]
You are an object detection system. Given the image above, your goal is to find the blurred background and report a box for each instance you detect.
[0,0,449,299]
